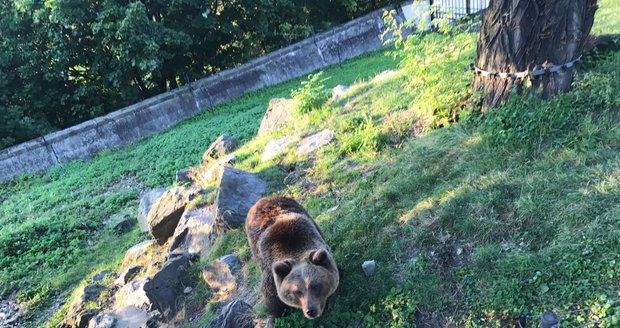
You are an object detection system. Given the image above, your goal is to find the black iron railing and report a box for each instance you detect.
[429,0,489,21]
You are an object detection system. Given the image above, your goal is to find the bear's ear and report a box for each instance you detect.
[273,260,293,278]
[309,249,329,267]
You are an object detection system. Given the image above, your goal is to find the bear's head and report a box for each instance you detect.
[272,249,339,319]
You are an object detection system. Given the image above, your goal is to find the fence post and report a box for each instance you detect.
[466,0,471,15]
[540,312,560,328]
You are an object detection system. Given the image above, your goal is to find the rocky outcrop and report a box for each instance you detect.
[137,189,166,233]
[143,256,190,321]
[214,167,266,229]
[258,99,295,137]
[204,300,255,328]
[202,134,238,162]
[296,129,335,155]
[191,154,237,188]
[147,188,196,245]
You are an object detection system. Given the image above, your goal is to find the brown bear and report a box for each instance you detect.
[246,196,339,319]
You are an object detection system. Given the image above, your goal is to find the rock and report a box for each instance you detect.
[0,298,25,327]
[202,254,242,293]
[115,266,142,286]
[115,278,151,310]
[205,300,255,328]
[143,256,190,321]
[92,270,115,282]
[183,287,193,294]
[168,206,216,258]
[191,154,237,188]
[331,85,350,102]
[202,134,238,162]
[120,240,158,271]
[261,137,293,161]
[147,187,196,245]
[107,307,152,328]
[362,260,376,277]
[137,189,166,233]
[214,168,266,229]
[258,98,295,137]
[176,169,192,184]
[60,284,104,328]
[296,129,335,155]
[112,215,134,234]
[88,313,117,328]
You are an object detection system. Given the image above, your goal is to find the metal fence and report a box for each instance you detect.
[429,0,489,21]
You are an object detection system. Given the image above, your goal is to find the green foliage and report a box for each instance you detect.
[291,72,331,114]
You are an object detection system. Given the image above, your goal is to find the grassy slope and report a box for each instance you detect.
[1,0,619,326]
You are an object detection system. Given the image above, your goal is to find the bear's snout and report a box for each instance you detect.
[304,306,319,319]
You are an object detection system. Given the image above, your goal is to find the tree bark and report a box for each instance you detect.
[473,0,598,110]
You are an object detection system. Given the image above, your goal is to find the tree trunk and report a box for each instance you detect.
[473,0,598,110]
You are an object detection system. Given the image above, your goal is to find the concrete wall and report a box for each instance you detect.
[0,2,425,183]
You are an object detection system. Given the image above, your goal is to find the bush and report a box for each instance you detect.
[291,72,331,114]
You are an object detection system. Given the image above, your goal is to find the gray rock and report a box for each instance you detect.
[147,188,196,245]
[296,129,335,155]
[115,278,151,310]
[205,300,255,328]
[202,134,238,162]
[143,256,190,321]
[105,307,152,328]
[92,270,115,282]
[193,154,237,188]
[261,137,293,161]
[168,206,216,258]
[88,313,117,328]
[362,260,376,277]
[59,284,104,328]
[331,85,350,102]
[112,215,134,234]
[137,189,166,233]
[258,98,295,137]
[202,254,242,293]
[115,266,142,285]
[120,240,157,271]
[214,168,266,229]
[176,169,192,184]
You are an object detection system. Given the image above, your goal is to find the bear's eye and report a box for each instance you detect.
[294,290,303,298]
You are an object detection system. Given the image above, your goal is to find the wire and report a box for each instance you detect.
[575,313,620,328]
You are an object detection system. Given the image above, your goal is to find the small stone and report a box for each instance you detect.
[362,260,376,277]
[331,85,350,102]
[115,266,142,285]
[261,137,293,161]
[203,134,238,162]
[176,169,192,184]
[112,215,134,234]
[296,129,335,155]
[183,287,193,294]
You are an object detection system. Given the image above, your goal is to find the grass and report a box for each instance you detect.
[1,0,619,326]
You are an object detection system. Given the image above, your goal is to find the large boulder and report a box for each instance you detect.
[261,136,293,161]
[137,189,166,233]
[214,168,266,229]
[202,134,238,162]
[205,300,255,328]
[296,129,335,155]
[143,256,190,321]
[168,206,216,258]
[257,98,295,137]
[202,254,242,294]
[147,188,197,245]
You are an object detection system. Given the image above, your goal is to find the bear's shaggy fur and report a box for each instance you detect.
[246,196,339,319]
